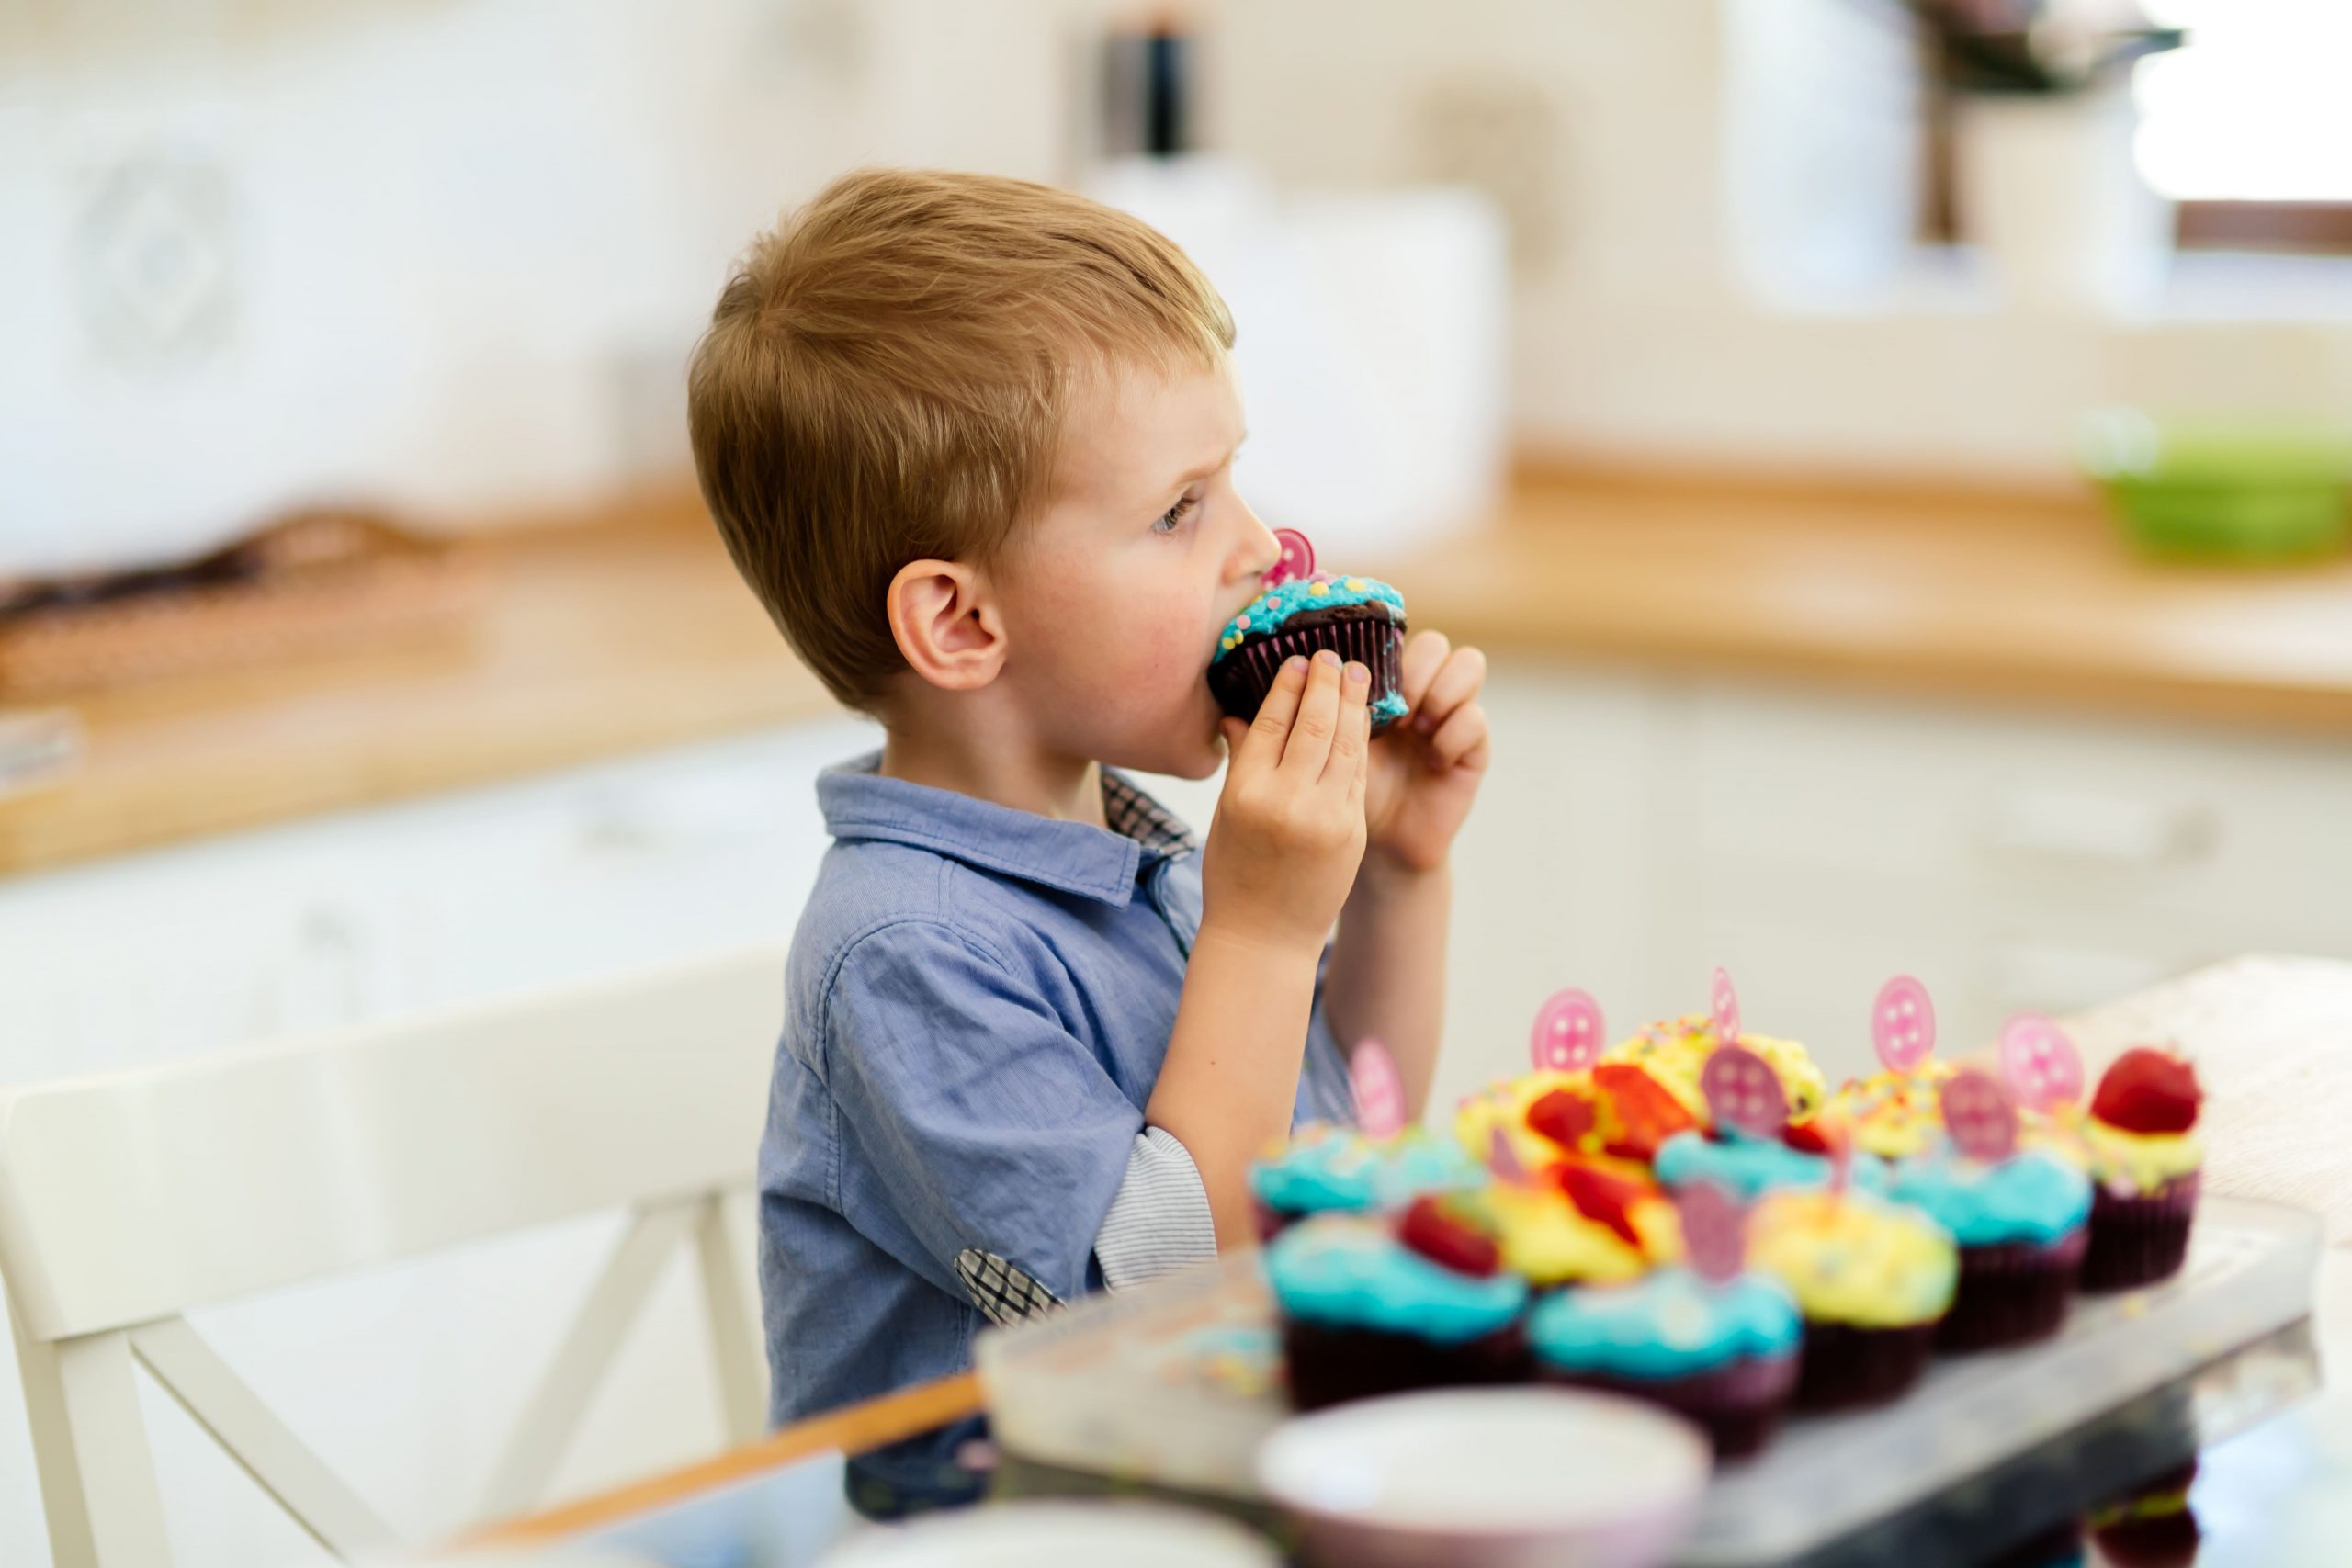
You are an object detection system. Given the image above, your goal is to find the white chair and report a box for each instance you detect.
[0,943,789,1568]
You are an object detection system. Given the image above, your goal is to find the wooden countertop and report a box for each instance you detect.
[0,496,833,877]
[6,469,2352,877]
[1391,469,2352,735]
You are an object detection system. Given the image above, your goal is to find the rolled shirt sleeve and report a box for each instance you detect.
[1095,1127,1217,1291]
[820,919,1145,1306]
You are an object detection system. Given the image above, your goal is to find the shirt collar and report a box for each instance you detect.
[818,752,1199,906]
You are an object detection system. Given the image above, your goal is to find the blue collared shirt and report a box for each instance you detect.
[756,754,1352,1509]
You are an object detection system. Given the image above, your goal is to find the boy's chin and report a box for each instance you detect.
[1099,712,1227,781]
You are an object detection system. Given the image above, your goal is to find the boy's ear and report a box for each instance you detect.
[886,558,1007,692]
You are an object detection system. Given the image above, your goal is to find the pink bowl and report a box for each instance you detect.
[1255,1388,1710,1568]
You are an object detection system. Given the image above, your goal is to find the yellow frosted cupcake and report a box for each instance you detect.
[1826,1060,1960,1160]
[1470,1163,1683,1288]
[1747,1187,1957,1410]
[1603,1015,1829,1125]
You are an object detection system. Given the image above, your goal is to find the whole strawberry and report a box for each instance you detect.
[2091,1047,2203,1136]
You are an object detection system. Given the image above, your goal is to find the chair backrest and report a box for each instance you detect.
[0,943,789,1565]
[0,942,785,1344]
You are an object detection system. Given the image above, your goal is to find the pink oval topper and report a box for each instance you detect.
[1350,1038,1407,1140]
[1941,1068,2018,1163]
[1487,1124,1529,1184]
[1677,1183,1747,1284]
[1530,987,1606,1074]
[1999,1013,2086,1111]
[1266,528,1316,588]
[1872,975,1937,1073]
[1709,966,1742,1049]
[1701,1043,1788,1140]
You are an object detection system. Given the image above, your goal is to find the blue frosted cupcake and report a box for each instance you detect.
[1209,573,1408,731]
[1249,1123,1484,1240]
[1528,1268,1803,1458]
[1654,1125,1894,1203]
[1267,1210,1532,1411]
[1892,1145,2092,1350]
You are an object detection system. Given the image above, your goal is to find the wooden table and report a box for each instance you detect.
[467,956,2352,1562]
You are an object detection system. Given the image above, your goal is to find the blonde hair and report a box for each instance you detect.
[687,167,1236,709]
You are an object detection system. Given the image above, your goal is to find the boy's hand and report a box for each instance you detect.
[1363,631,1489,875]
[1205,650,1372,958]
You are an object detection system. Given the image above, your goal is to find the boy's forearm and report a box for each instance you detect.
[1146,921,1320,1249]
[1325,854,1451,1122]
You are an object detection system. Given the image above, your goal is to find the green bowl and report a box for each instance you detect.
[2081,412,2352,563]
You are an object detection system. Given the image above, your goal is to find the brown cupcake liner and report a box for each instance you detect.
[1792,1319,1939,1411]
[2082,1174,2200,1293]
[1282,1317,1531,1413]
[1209,615,1407,734]
[1540,1350,1799,1460]
[1939,1229,2087,1351]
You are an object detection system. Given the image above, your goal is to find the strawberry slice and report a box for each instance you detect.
[1782,1119,1833,1156]
[1593,1063,1700,1162]
[1554,1161,1647,1249]
[1526,1088,1598,1151]
[1398,1195,1501,1277]
[2091,1047,2203,1136]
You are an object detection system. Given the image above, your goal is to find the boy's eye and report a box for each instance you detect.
[1153,494,1198,535]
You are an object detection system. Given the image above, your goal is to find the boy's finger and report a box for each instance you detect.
[1244,656,1310,761]
[1397,631,1451,716]
[1414,646,1489,734]
[1282,650,1344,773]
[1426,702,1491,773]
[1323,660,1372,784]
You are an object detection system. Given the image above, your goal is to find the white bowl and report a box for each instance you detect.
[1255,1388,1711,1568]
[817,1499,1282,1567]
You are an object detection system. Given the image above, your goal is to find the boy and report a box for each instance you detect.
[686,168,1491,1510]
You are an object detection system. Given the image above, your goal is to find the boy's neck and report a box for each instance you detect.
[876,693,1107,829]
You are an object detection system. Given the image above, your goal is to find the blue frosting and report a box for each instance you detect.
[1654,1128,1893,1201]
[1891,1147,2092,1247]
[1369,690,1409,727]
[1528,1268,1802,1380]
[1265,1216,1528,1344]
[1212,574,1407,667]
[1250,1127,1485,1216]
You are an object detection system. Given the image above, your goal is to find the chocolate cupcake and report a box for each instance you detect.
[1746,1188,1956,1411]
[1209,573,1408,732]
[2075,1048,2204,1292]
[1890,1071,2092,1351]
[1267,1206,1531,1412]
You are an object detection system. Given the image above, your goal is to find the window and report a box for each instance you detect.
[2136,0,2352,250]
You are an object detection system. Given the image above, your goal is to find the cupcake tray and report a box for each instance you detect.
[977,1197,2322,1566]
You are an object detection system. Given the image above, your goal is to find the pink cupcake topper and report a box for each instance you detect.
[1265,528,1317,589]
[1872,975,1937,1073]
[1701,1043,1788,1140]
[1709,966,1743,1048]
[1487,1125,1530,1184]
[1999,1013,2085,1111]
[1530,987,1607,1073]
[1941,1069,2019,1163]
[1350,1038,1406,1140]
[1677,1183,1748,1284]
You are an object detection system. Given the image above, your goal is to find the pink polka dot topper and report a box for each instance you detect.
[1487,1125,1529,1184]
[1350,1037,1407,1140]
[1265,528,1317,589]
[1871,975,1937,1073]
[1530,987,1607,1073]
[1999,1012,2086,1112]
[1701,1043,1788,1140]
[1709,966,1742,1049]
[1677,1182,1748,1284]
[1941,1068,2019,1163]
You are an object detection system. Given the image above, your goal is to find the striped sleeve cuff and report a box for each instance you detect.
[1093,1126,1217,1291]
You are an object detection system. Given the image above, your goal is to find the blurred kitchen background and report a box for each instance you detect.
[4,1,2352,1563]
